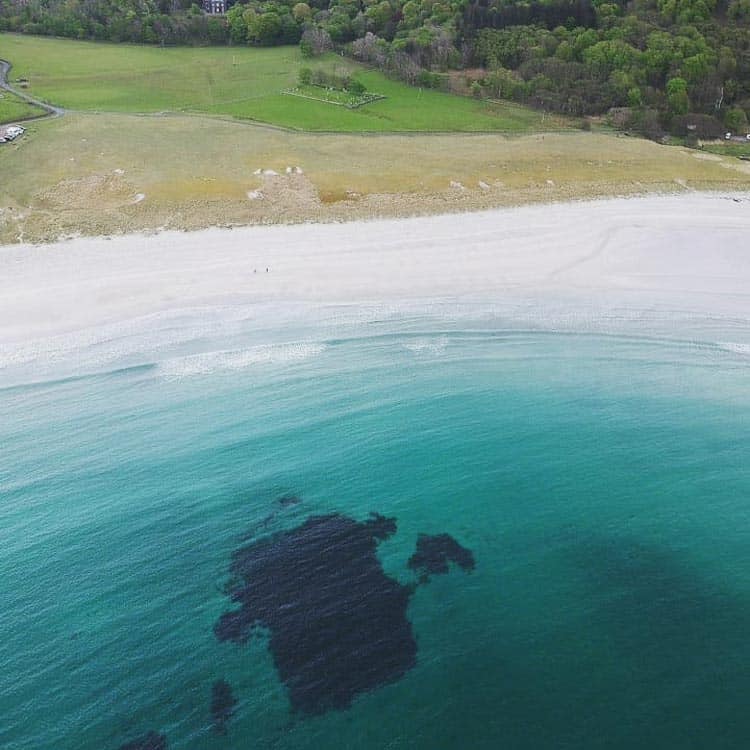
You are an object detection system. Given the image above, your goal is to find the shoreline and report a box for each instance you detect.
[2,192,749,343]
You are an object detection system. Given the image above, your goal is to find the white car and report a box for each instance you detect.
[5,125,25,139]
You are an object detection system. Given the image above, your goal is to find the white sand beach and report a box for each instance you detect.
[1,193,749,380]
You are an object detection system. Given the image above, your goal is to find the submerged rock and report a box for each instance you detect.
[215,513,415,715]
[408,533,475,582]
[215,512,475,716]
[118,731,167,750]
[210,678,238,734]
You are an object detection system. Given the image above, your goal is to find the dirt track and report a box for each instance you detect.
[0,58,64,121]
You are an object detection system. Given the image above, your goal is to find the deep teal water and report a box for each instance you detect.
[2,311,750,750]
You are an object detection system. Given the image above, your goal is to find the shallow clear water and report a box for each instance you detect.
[2,304,750,750]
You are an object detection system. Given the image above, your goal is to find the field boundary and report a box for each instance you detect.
[67,107,579,137]
[281,87,386,109]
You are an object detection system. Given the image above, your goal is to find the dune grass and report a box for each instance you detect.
[0,89,44,124]
[3,111,749,244]
[0,33,561,132]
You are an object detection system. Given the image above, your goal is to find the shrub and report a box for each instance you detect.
[724,106,748,133]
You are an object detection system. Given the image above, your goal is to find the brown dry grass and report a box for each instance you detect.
[2,112,749,244]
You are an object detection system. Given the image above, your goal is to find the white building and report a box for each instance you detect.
[203,0,227,12]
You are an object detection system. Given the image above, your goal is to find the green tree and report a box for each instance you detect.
[292,2,311,21]
[666,76,690,115]
[681,52,713,84]
[582,39,641,78]
[724,106,748,132]
[226,5,247,44]
[628,86,643,107]
[658,0,716,22]
[206,17,226,44]
[365,0,392,34]
[242,8,259,42]
[251,12,281,45]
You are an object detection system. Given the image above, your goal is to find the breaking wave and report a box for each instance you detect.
[157,343,327,381]
[717,341,750,357]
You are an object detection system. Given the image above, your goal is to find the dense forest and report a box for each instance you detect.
[2,0,750,136]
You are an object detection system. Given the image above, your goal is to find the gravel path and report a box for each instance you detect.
[0,58,65,121]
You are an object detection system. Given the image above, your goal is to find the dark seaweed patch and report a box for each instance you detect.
[570,536,746,675]
[214,513,415,715]
[118,731,167,750]
[408,533,475,582]
[210,679,237,734]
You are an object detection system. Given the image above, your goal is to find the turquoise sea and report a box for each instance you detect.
[2,300,750,749]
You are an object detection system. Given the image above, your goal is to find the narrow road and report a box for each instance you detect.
[0,58,64,121]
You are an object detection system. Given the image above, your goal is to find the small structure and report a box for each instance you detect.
[203,0,226,12]
[0,124,25,144]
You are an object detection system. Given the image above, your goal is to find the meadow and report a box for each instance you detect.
[0,88,44,124]
[0,33,558,132]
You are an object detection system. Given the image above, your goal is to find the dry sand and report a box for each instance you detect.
[1,193,749,349]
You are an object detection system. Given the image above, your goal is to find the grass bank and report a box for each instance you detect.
[702,142,750,159]
[2,112,749,243]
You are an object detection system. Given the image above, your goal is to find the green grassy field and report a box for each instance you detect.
[702,142,750,158]
[0,89,44,124]
[0,33,560,132]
